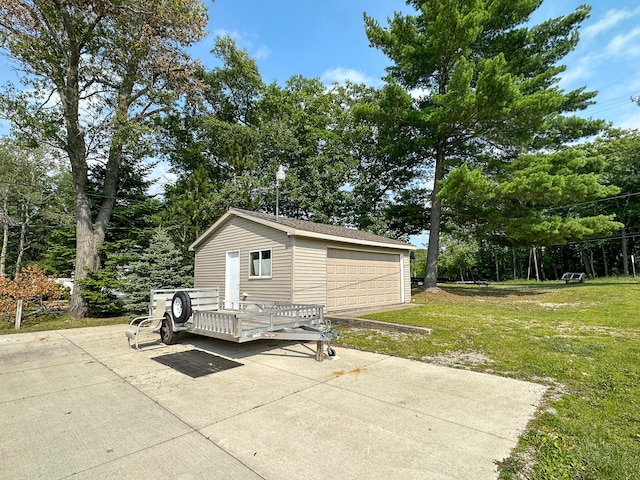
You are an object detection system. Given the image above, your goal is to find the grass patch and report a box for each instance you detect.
[335,279,640,479]
[1,311,127,334]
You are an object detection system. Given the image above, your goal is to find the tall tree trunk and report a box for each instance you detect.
[14,203,29,276]
[512,247,517,280]
[423,140,446,290]
[621,228,629,275]
[65,31,127,318]
[61,23,91,319]
[589,250,596,278]
[0,198,8,276]
[69,170,94,319]
[581,251,590,278]
[602,243,609,277]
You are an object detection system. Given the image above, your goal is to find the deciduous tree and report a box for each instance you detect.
[0,0,207,318]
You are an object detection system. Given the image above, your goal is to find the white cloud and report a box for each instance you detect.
[320,67,378,86]
[558,59,596,88]
[583,7,640,39]
[254,46,271,61]
[607,26,640,57]
[617,111,640,130]
[213,28,242,41]
[211,29,270,62]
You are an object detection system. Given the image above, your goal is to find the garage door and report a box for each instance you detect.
[326,248,401,311]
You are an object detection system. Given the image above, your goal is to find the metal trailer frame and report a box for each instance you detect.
[149,288,338,361]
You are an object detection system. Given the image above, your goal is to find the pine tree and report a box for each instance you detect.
[364,0,604,289]
[124,228,192,315]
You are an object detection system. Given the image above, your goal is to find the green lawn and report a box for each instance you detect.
[0,312,127,335]
[335,279,640,480]
[3,281,639,478]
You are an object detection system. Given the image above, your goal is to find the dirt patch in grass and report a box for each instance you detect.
[422,350,494,369]
[411,288,457,301]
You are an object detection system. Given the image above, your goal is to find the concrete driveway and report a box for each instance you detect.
[0,325,546,479]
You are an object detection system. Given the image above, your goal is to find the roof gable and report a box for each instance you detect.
[189,208,415,251]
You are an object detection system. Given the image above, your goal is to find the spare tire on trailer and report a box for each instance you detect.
[160,313,179,345]
[171,291,192,324]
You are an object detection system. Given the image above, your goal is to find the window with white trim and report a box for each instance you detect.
[249,249,272,278]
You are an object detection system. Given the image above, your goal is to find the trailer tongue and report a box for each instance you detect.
[127,287,338,361]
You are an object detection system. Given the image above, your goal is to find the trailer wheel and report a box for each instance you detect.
[171,291,192,323]
[160,313,179,345]
[327,346,336,357]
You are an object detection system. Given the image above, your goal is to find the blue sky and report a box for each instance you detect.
[1,1,639,232]
[1,1,638,133]
[196,0,640,130]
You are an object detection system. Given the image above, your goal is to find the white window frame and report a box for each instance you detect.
[249,249,272,279]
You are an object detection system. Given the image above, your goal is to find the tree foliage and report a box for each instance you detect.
[123,228,192,316]
[0,0,207,318]
[0,137,72,277]
[160,38,424,250]
[438,234,479,281]
[365,0,604,288]
[439,148,622,246]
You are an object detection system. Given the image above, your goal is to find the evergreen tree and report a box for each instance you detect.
[123,228,192,316]
[439,148,622,247]
[365,0,604,289]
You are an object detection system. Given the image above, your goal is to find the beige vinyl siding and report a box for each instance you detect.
[403,253,411,302]
[194,217,292,303]
[291,237,327,305]
[326,247,403,311]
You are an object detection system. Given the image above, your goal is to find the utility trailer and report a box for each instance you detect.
[139,287,338,361]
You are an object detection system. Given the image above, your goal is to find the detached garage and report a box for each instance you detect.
[189,208,415,312]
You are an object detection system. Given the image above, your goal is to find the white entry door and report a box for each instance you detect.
[225,250,240,309]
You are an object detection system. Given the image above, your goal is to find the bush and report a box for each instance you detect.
[77,268,125,317]
[0,265,67,321]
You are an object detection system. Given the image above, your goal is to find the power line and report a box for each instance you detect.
[0,179,157,204]
[546,191,640,211]
[583,94,638,117]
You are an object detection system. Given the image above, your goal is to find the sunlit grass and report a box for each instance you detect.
[0,311,127,335]
[336,279,640,479]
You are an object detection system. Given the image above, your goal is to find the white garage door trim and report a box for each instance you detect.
[326,248,401,311]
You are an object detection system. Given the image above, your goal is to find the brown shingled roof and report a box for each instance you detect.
[230,208,412,248]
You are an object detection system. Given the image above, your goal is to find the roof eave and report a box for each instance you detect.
[190,208,415,251]
[290,229,416,250]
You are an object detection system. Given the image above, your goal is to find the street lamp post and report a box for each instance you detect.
[275,165,286,220]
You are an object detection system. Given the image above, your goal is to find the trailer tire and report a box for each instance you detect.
[171,291,192,324]
[160,313,180,345]
[327,346,336,357]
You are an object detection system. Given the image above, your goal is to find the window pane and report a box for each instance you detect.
[250,252,260,276]
[261,250,271,276]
